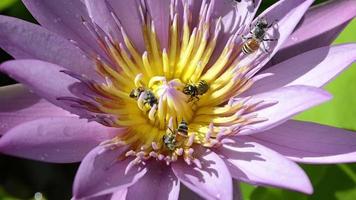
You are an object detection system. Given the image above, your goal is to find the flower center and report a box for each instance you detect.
[62,0,276,167]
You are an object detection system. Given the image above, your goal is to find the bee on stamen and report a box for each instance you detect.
[130,87,158,108]
[143,90,158,107]
[241,17,277,55]
[163,120,189,151]
[129,86,145,99]
[183,80,209,102]
[177,120,188,137]
[163,128,177,151]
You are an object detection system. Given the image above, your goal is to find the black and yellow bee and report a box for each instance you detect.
[241,17,277,55]
[143,90,158,107]
[183,80,209,102]
[130,87,158,108]
[129,86,145,99]
[163,120,189,151]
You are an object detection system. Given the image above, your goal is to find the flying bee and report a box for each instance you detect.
[129,86,145,99]
[183,80,209,102]
[143,90,158,107]
[241,17,277,55]
[163,120,189,151]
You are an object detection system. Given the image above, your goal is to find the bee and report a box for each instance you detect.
[163,129,177,151]
[143,90,158,107]
[130,87,158,108]
[183,80,209,102]
[177,120,188,136]
[163,120,189,151]
[129,86,145,99]
[241,17,277,55]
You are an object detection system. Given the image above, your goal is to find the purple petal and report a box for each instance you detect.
[247,44,356,95]
[211,0,261,61]
[22,0,102,55]
[249,120,356,164]
[73,145,147,199]
[106,0,145,51]
[254,0,314,69]
[214,0,261,33]
[240,86,332,135]
[83,0,122,44]
[0,84,70,135]
[110,189,128,200]
[0,117,118,163]
[172,150,233,200]
[126,162,180,200]
[219,140,313,194]
[0,15,98,79]
[271,0,356,65]
[0,59,91,116]
[145,0,170,49]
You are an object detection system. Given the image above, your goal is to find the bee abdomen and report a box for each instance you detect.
[242,39,260,55]
[197,80,209,95]
[177,120,188,136]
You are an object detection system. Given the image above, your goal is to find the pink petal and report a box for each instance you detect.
[172,150,233,200]
[219,140,313,194]
[254,0,314,69]
[0,117,117,163]
[126,162,180,200]
[0,15,98,79]
[247,44,356,95]
[22,0,102,54]
[0,84,69,135]
[272,0,356,65]
[240,85,332,135]
[0,59,91,116]
[73,145,147,199]
[249,120,356,164]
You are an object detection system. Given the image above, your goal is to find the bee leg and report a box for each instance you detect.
[263,38,278,42]
[192,96,200,104]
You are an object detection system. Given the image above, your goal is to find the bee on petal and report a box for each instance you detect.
[241,17,277,55]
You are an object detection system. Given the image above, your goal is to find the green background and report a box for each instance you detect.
[0,0,355,199]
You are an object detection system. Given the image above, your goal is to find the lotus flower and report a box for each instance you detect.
[0,0,356,199]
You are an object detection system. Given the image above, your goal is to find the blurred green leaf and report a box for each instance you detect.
[0,187,19,200]
[0,0,17,12]
[295,19,356,131]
